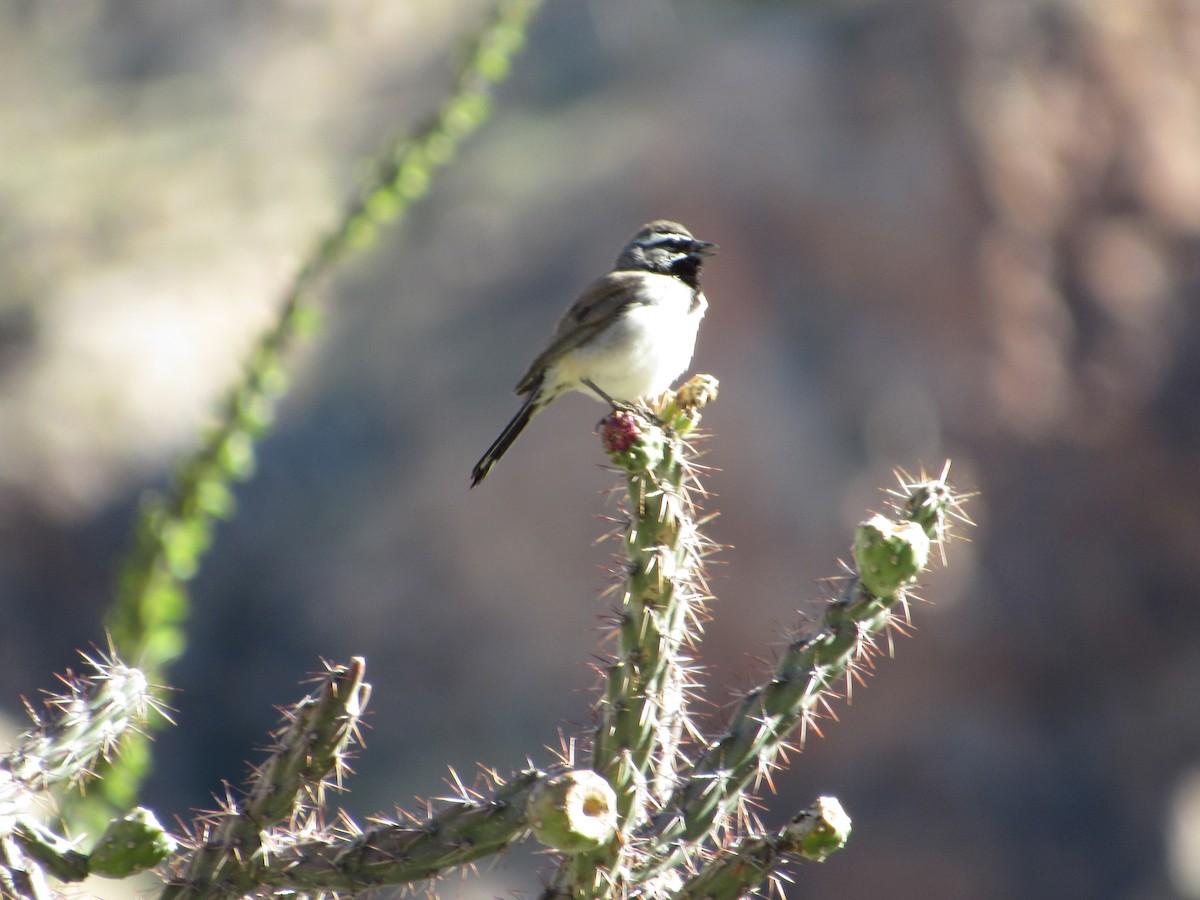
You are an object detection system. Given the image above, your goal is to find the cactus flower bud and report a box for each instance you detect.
[602,411,642,454]
[88,807,176,878]
[853,513,930,597]
[783,796,852,861]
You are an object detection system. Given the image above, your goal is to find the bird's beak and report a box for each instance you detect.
[691,240,717,257]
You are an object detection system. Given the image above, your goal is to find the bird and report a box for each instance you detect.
[470,220,716,487]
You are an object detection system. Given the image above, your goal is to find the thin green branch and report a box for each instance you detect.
[110,0,542,677]
[74,0,542,830]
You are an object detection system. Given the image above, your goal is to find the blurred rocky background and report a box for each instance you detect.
[1,0,1199,897]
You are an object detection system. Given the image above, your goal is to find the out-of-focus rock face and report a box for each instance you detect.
[1,2,1198,898]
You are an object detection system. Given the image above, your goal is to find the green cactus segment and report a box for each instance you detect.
[244,656,371,823]
[256,769,545,892]
[676,796,851,899]
[10,821,90,883]
[527,770,618,853]
[87,808,176,878]
[854,513,930,598]
[594,379,718,816]
[543,379,717,900]
[162,658,370,898]
[0,655,159,896]
[1,655,153,796]
[637,471,962,878]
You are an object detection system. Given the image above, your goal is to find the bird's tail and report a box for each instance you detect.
[470,384,544,487]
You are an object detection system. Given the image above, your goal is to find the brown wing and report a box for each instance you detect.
[514,271,648,395]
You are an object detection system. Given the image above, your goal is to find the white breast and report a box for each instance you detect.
[551,273,707,402]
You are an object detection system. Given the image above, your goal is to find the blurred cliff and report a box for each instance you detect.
[0,1,1198,897]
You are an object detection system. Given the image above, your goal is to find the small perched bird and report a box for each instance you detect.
[471,220,716,487]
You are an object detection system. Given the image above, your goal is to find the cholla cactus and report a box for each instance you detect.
[0,385,968,899]
[0,651,169,899]
[535,383,970,899]
[1,0,975,895]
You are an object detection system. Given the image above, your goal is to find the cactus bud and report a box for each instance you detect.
[602,411,663,472]
[602,411,642,454]
[659,375,719,432]
[853,513,930,597]
[673,374,718,416]
[527,770,617,853]
[88,807,176,878]
[783,796,852,862]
